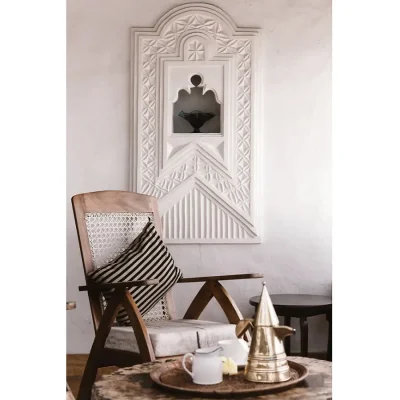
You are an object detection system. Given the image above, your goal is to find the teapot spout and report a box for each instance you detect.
[273,326,296,341]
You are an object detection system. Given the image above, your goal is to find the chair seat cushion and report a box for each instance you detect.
[105,319,238,357]
[88,222,182,326]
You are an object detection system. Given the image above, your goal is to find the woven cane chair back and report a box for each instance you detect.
[72,191,175,328]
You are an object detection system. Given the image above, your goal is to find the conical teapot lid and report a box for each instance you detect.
[254,282,279,326]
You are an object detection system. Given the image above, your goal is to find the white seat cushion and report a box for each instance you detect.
[105,319,237,357]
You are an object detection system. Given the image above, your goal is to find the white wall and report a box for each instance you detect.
[67,0,331,353]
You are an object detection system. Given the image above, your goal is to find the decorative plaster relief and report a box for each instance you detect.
[130,3,262,243]
[187,40,205,61]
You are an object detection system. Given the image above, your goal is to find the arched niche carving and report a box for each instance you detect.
[130,3,263,243]
[173,74,221,134]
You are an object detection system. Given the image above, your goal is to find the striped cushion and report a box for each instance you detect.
[88,222,182,326]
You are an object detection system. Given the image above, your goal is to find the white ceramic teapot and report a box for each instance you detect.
[182,346,223,385]
[218,338,249,366]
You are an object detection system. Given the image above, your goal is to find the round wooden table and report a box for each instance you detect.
[249,294,332,361]
[92,356,331,399]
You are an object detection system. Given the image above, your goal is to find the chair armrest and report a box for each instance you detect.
[178,273,263,283]
[79,279,159,292]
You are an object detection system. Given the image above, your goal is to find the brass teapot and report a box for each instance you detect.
[238,282,295,383]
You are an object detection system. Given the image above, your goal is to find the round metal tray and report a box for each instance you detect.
[150,360,309,398]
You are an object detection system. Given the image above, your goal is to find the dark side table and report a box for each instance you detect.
[249,294,332,361]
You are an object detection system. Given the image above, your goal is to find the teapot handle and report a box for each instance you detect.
[182,353,194,378]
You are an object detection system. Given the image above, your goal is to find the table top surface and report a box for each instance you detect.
[92,356,332,400]
[249,294,332,308]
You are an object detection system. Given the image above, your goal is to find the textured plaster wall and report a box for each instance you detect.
[67,0,331,353]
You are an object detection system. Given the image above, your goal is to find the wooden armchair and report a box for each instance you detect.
[71,191,263,399]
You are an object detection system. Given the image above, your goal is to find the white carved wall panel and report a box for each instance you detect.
[130,3,262,243]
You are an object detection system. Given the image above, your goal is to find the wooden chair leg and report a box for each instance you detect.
[209,281,251,342]
[183,281,214,319]
[122,291,155,362]
[182,280,251,341]
[235,319,253,338]
[77,288,125,400]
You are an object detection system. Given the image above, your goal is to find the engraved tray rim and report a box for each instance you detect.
[150,360,309,398]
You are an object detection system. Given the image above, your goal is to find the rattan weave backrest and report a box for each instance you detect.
[72,191,174,327]
[85,212,154,269]
[85,212,170,322]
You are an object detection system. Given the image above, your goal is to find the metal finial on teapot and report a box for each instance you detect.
[243,282,295,383]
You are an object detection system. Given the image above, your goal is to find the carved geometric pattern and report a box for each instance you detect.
[162,186,252,240]
[140,16,252,215]
[85,212,171,322]
[132,5,261,242]
[144,153,249,214]
[187,40,205,61]
[163,14,229,46]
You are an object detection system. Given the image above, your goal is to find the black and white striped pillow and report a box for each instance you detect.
[88,221,182,326]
